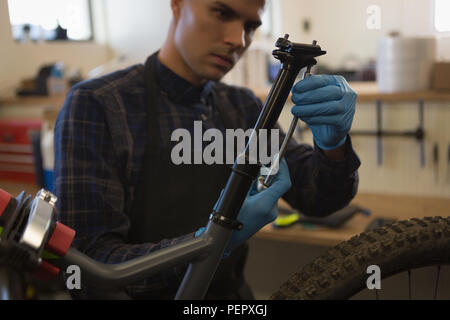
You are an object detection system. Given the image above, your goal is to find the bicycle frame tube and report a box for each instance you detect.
[52,234,214,291]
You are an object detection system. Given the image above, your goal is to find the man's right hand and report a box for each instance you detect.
[196,158,292,257]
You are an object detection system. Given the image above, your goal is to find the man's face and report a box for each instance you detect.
[172,0,265,82]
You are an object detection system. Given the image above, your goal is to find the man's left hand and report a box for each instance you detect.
[291,75,357,151]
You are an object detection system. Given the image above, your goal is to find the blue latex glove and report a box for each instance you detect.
[195,158,292,257]
[291,75,357,150]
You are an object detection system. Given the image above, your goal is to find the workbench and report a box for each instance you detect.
[253,82,450,246]
[257,194,450,246]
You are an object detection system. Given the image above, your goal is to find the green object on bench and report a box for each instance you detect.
[273,213,301,228]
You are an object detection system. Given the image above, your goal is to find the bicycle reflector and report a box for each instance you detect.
[0,188,75,282]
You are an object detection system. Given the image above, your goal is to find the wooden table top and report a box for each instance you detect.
[256,192,450,246]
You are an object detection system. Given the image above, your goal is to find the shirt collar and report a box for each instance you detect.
[155,56,214,104]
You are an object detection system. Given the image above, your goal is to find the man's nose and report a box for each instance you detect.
[224,22,247,50]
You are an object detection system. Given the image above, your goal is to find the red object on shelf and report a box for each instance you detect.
[0,188,12,217]
[0,120,42,183]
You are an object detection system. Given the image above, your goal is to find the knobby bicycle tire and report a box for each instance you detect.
[270,216,450,300]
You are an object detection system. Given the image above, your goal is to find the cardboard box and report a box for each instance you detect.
[431,62,450,91]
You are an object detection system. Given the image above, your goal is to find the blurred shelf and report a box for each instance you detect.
[0,94,65,108]
[0,94,65,121]
[253,81,450,104]
[0,180,40,197]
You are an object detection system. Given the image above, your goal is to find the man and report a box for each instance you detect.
[54,0,360,299]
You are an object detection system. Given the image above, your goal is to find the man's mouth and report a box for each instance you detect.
[210,54,234,69]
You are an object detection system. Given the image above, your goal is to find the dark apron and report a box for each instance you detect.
[128,53,253,300]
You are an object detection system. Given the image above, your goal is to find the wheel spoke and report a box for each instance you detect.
[408,270,412,300]
[434,265,441,300]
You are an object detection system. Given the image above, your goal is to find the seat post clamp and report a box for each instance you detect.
[209,212,243,231]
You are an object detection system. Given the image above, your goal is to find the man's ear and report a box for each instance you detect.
[171,0,184,21]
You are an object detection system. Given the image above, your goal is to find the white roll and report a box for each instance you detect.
[376,37,436,93]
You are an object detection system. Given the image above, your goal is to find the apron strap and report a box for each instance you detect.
[128,52,161,243]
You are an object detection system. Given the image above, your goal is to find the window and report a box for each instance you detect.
[260,0,273,36]
[7,0,93,42]
[434,0,450,32]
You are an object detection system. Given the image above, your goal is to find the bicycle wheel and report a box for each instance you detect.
[270,216,450,300]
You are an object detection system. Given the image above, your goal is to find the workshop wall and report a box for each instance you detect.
[0,0,113,98]
[253,0,450,199]
[277,100,450,199]
[279,0,450,70]
[353,101,450,198]
[89,0,450,72]
[101,0,172,64]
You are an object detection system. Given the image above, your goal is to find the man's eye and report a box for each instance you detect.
[213,8,231,19]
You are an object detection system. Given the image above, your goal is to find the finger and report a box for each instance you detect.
[264,158,292,197]
[248,179,259,196]
[291,100,343,118]
[291,85,343,105]
[300,114,343,126]
[292,75,338,94]
[334,75,352,92]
